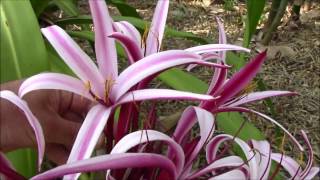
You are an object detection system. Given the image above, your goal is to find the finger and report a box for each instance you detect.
[60,91,93,115]
[46,143,69,165]
[62,111,84,123]
[45,116,81,150]
[96,133,106,150]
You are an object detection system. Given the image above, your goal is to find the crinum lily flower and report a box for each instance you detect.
[18,0,235,179]
[29,107,319,180]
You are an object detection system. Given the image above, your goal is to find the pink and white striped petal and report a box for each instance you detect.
[214,51,267,106]
[185,44,250,54]
[109,32,143,63]
[19,73,93,100]
[216,17,227,62]
[187,156,246,179]
[271,153,302,177]
[250,140,272,180]
[65,105,111,180]
[116,89,215,106]
[113,21,142,49]
[206,134,259,179]
[110,130,184,176]
[111,50,226,101]
[41,26,104,97]
[171,107,215,173]
[204,18,228,97]
[300,130,316,179]
[145,0,169,55]
[304,167,320,180]
[207,67,227,96]
[0,91,45,171]
[210,169,247,180]
[225,91,297,107]
[31,153,176,180]
[89,0,118,78]
[186,52,221,71]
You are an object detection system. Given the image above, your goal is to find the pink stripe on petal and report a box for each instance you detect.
[251,140,272,180]
[41,26,104,97]
[146,0,169,55]
[109,32,143,63]
[186,53,221,71]
[19,73,92,100]
[215,51,267,106]
[185,44,250,54]
[216,17,227,62]
[300,130,315,179]
[225,91,298,107]
[271,153,301,177]
[31,153,176,180]
[0,91,45,171]
[304,167,320,180]
[111,50,213,101]
[65,105,111,179]
[180,107,215,176]
[116,89,215,106]
[89,0,118,78]
[210,169,247,180]
[114,21,142,48]
[110,130,184,176]
[206,134,259,179]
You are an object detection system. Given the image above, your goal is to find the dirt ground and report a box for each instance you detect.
[122,0,320,165]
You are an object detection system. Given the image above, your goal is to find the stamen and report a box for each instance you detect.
[223,81,258,107]
[141,25,149,50]
[104,76,116,105]
[236,81,258,98]
[85,81,108,106]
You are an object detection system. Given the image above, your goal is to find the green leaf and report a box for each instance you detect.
[244,0,266,47]
[55,15,210,44]
[107,0,141,18]
[67,30,94,41]
[1,0,49,177]
[52,0,79,16]
[158,68,207,94]
[0,0,49,82]
[5,149,37,178]
[226,51,246,71]
[216,112,265,141]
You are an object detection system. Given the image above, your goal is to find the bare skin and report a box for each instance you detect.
[0,80,100,165]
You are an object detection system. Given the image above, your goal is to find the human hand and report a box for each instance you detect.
[0,80,98,165]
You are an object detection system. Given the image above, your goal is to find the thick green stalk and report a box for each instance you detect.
[262,0,289,45]
[264,0,281,29]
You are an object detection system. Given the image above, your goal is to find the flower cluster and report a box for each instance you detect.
[0,0,318,179]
